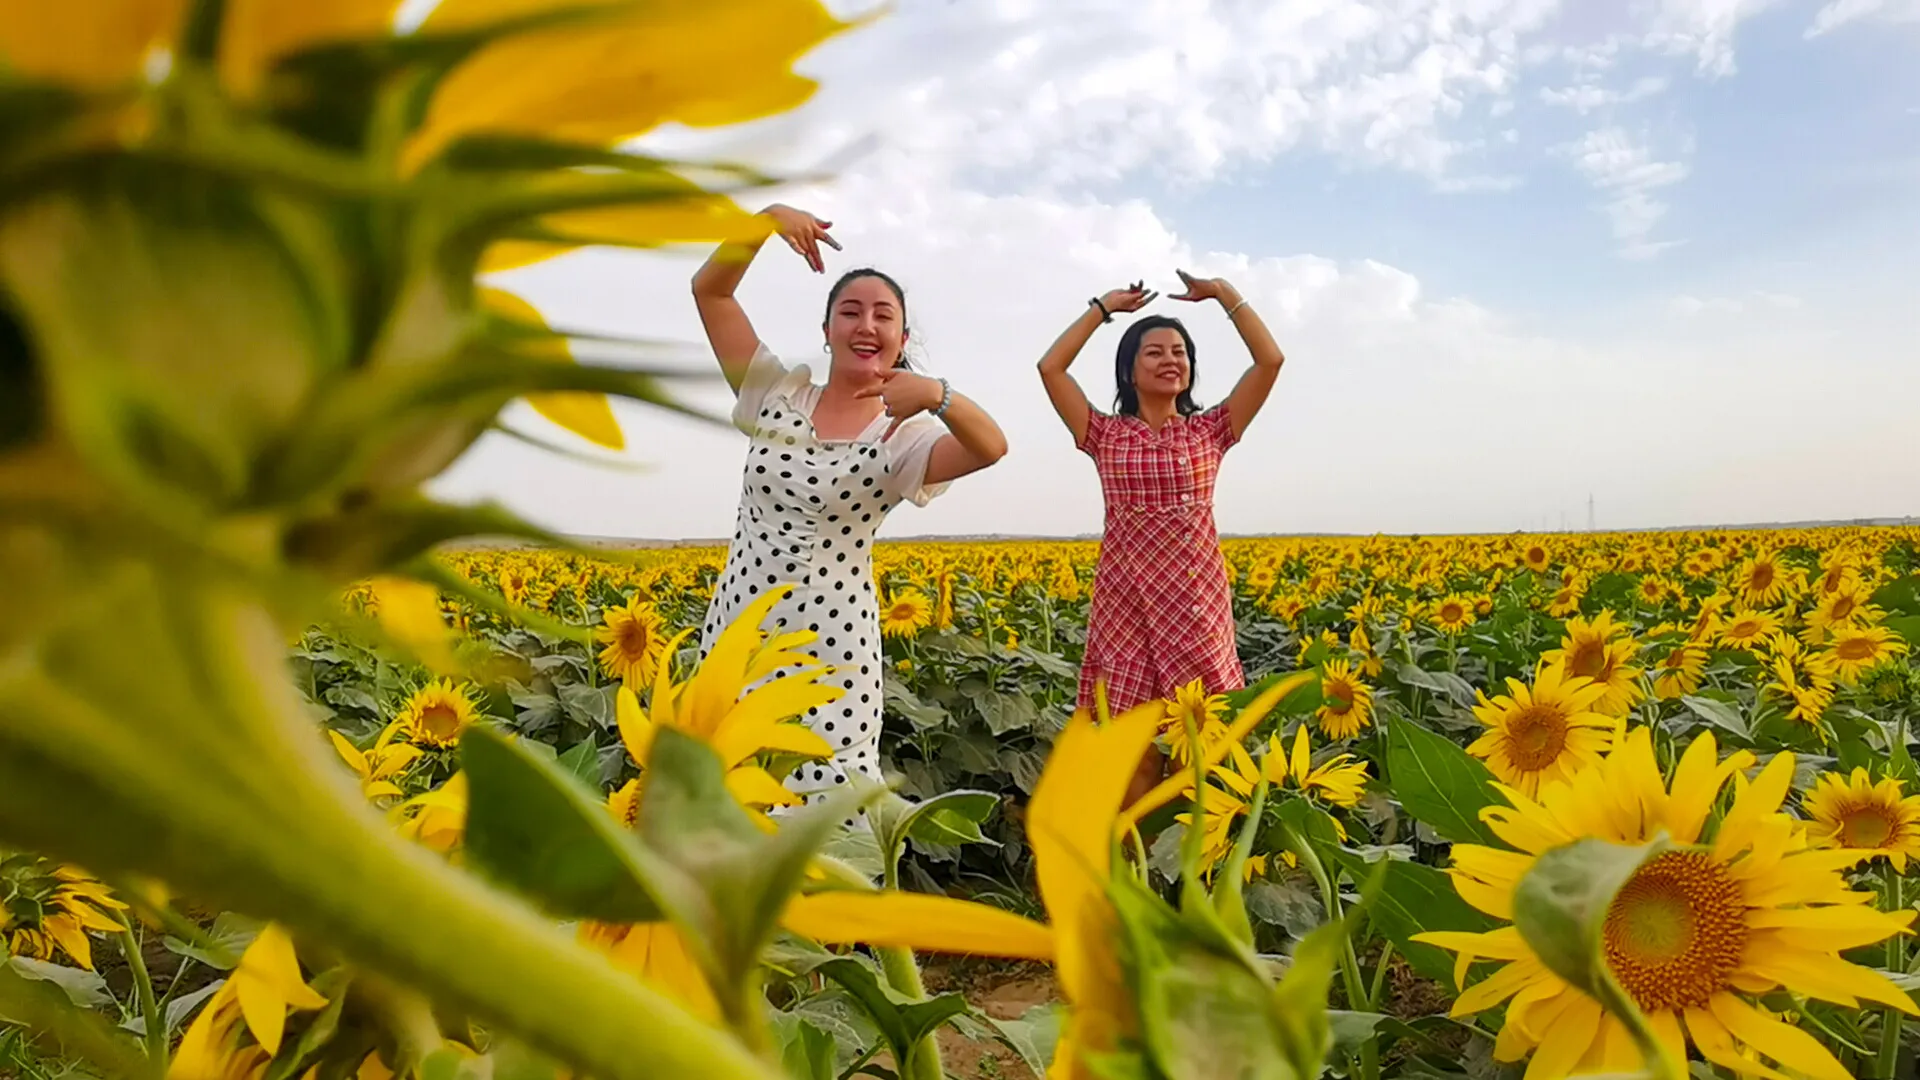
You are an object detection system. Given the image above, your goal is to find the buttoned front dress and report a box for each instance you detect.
[1076,405,1245,713]
[702,345,949,805]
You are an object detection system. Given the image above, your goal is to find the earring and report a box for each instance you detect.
[822,343,830,354]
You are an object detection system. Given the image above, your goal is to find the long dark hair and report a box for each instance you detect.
[1113,315,1200,417]
[825,267,912,370]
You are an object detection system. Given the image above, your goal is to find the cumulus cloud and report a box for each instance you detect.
[1806,0,1920,36]
[1557,127,1691,258]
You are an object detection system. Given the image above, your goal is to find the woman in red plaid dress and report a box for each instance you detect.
[1038,271,1287,795]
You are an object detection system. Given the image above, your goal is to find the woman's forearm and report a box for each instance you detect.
[1215,282,1285,371]
[691,234,770,299]
[935,391,1007,465]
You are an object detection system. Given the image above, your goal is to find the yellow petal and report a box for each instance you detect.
[369,576,455,672]
[328,729,370,777]
[235,924,329,1057]
[723,766,802,808]
[783,891,1055,961]
[404,0,848,172]
[219,0,394,97]
[1707,992,1853,1080]
[615,684,656,765]
[0,0,183,87]
[42,914,94,970]
[480,288,624,451]
[480,195,778,274]
[1029,700,1160,1048]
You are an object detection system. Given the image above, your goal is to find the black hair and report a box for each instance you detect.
[1113,315,1200,417]
[825,267,912,370]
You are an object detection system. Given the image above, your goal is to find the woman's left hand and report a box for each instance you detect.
[857,369,944,437]
[1169,269,1233,303]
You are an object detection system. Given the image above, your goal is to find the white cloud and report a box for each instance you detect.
[1539,75,1670,113]
[1807,0,1920,36]
[1670,291,1805,315]
[1639,0,1782,78]
[1557,127,1691,257]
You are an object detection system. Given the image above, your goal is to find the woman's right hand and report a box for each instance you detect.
[1098,281,1158,315]
[762,204,841,273]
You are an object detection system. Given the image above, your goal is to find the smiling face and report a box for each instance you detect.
[823,274,907,380]
[1131,326,1191,401]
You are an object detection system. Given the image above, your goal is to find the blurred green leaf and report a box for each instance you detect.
[815,958,969,1074]
[459,725,660,922]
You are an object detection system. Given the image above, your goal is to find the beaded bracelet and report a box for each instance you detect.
[931,377,953,418]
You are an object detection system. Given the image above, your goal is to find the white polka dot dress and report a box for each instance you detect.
[702,344,951,808]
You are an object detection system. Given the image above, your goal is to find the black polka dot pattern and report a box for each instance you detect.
[701,362,949,810]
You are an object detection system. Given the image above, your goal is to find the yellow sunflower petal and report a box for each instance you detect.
[783,891,1055,961]
[723,766,802,809]
[480,289,625,451]
[0,0,183,87]
[220,0,395,97]
[1707,992,1853,1080]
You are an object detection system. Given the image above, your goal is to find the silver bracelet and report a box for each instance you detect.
[1225,298,1250,318]
[931,377,953,418]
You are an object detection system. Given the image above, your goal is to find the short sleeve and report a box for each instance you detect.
[729,343,805,434]
[1076,410,1113,457]
[883,418,952,508]
[1195,403,1239,454]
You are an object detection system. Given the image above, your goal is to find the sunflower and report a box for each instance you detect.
[1804,769,1920,871]
[880,589,933,638]
[398,773,468,855]
[0,858,127,970]
[1821,623,1907,685]
[618,586,839,813]
[1315,659,1374,739]
[1267,593,1307,627]
[1635,574,1675,607]
[1049,561,1084,602]
[1466,664,1615,797]
[396,678,481,749]
[1539,611,1644,718]
[1650,643,1708,701]
[171,924,331,1080]
[1431,594,1476,633]
[1349,624,1384,678]
[1804,584,1870,640]
[1764,633,1837,727]
[1546,584,1584,619]
[328,721,423,801]
[1245,564,1278,592]
[935,573,955,629]
[595,594,668,689]
[1522,543,1551,573]
[1416,729,1917,1080]
[1160,678,1233,766]
[1265,724,1370,808]
[1716,607,1780,650]
[1731,550,1788,607]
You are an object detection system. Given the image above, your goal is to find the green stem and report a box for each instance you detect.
[1286,828,1376,1080]
[878,947,945,1080]
[118,924,166,1073]
[1879,868,1907,1079]
[1367,942,1395,1010]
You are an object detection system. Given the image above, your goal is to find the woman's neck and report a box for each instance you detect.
[812,372,887,438]
[1135,395,1179,430]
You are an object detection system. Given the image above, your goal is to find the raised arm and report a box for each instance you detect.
[692,203,839,393]
[1037,284,1156,445]
[1170,270,1284,440]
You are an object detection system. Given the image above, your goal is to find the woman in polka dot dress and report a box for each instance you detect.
[692,204,1008,805]
[1037,272,1288,800]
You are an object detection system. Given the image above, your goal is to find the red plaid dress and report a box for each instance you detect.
[1076,404,1244,713]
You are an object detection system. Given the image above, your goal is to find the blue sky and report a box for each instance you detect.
[440,0,1920,540]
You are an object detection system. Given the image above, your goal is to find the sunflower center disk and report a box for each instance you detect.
[420,703,464,743]
[1567,642,1606,679]
[1839,804,1896,848]
[1505,706,1568,771]
[1602,851,1747,1014]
